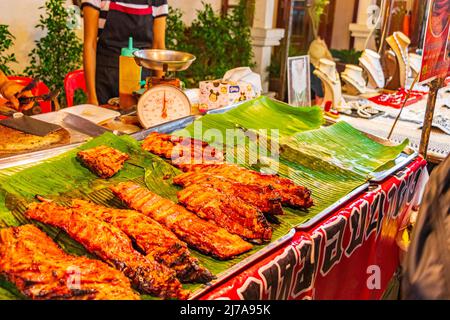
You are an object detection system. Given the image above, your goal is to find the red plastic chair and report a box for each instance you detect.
[64,69,86,107]
[0,76,52,119]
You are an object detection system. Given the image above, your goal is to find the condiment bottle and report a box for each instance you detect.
[119,37,141,110]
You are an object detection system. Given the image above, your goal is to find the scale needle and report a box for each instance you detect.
[162,90,168,119]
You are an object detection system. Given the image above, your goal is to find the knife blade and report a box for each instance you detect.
[18,89,61,105]
[63,113,117,137]
[0,113,63,136]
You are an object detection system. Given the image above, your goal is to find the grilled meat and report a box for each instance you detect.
[142,132,224,167]
[173,172,284,215]
[141,133,312,209]
[0,224,138,300]
[25,202,189,299]
[111,182,253,260]
[184,164,314,209]
[77,145,130,178]
[177,184,272,243]
[70,199,214,283]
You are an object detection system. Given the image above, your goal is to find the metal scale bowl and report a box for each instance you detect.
[134,49,196,73]
[132,49,196,129]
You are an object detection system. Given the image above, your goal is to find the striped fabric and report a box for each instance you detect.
[81,0,168,31]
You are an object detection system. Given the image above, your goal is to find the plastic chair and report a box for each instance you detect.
[64,69,86,107]
[3,76,52,115]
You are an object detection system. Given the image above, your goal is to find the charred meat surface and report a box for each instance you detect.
[111,182,253,260]
[141,133,312,209]
[70,199,214,283]
[25,202,189,299]
[0,224,138,300]
[77,145,130,178]
[173,172,284,215]
[141,132,224,167]
[184,164,314,209]
[177,184,272,243]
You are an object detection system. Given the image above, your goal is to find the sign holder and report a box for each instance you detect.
[419,77,445,158]
[417,0,449,159]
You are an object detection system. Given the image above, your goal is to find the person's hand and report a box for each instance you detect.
[0,81,34,110]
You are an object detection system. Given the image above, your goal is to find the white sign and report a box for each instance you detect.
[287,56,311,107]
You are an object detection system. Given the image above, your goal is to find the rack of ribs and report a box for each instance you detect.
[141,132,224,167]
[25,202,189,299]
[110,182,253,260]
[77,145,130,179]
[70,199,214,283]
[183,164,314,209]
[0,225,139,300]
[177,183,272,243]
[173,171,284,215]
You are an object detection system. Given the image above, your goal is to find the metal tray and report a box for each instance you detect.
[0,142,83,170]
[190,228,296,299]
[370,150,418,182]
[130,115,198,141]
[205,101,246,114]
[295,182,370,230]
[359,130,419,182]
[0,107,408,299]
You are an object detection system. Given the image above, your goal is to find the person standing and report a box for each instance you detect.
[81,0,168,105]
[402,155,450,299]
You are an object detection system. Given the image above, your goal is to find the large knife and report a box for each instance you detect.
[0,112,62,136]
[63,113,119,137]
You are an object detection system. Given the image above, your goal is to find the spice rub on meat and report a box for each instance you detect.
[0,224,139,300]
[77,145,130,178]
[70,199,214,283]
[25,201,189,299]
[111,182,253,260]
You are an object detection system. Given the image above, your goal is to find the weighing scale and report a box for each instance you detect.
[133,49,196,129]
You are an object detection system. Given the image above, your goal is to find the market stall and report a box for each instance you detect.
[0,95,424,300]
[0,0,447,300]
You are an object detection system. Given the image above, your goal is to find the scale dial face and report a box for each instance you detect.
[137,84,192,129]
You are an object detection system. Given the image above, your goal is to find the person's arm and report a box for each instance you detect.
[83,5,100,105]
[153,12,167,78]
[153,17,166,50]
[0,70,33,110]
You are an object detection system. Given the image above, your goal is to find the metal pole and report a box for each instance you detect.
[378,0,393,55]
[419,77,444,159]
[387,73,420,139]
[278,0,294,101]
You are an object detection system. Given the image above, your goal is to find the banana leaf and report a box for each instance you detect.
[0,132,152,227]
[281,121,409,177]
[176,96,324,141]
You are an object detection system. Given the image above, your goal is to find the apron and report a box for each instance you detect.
[95,0,153,104]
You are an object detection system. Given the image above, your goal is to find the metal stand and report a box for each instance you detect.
[387,73,420,140]
[278,0,294,100]
[419,77,445,159]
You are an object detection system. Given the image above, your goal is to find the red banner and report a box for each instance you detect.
[420,0,450,82]
[198,157,427,300]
